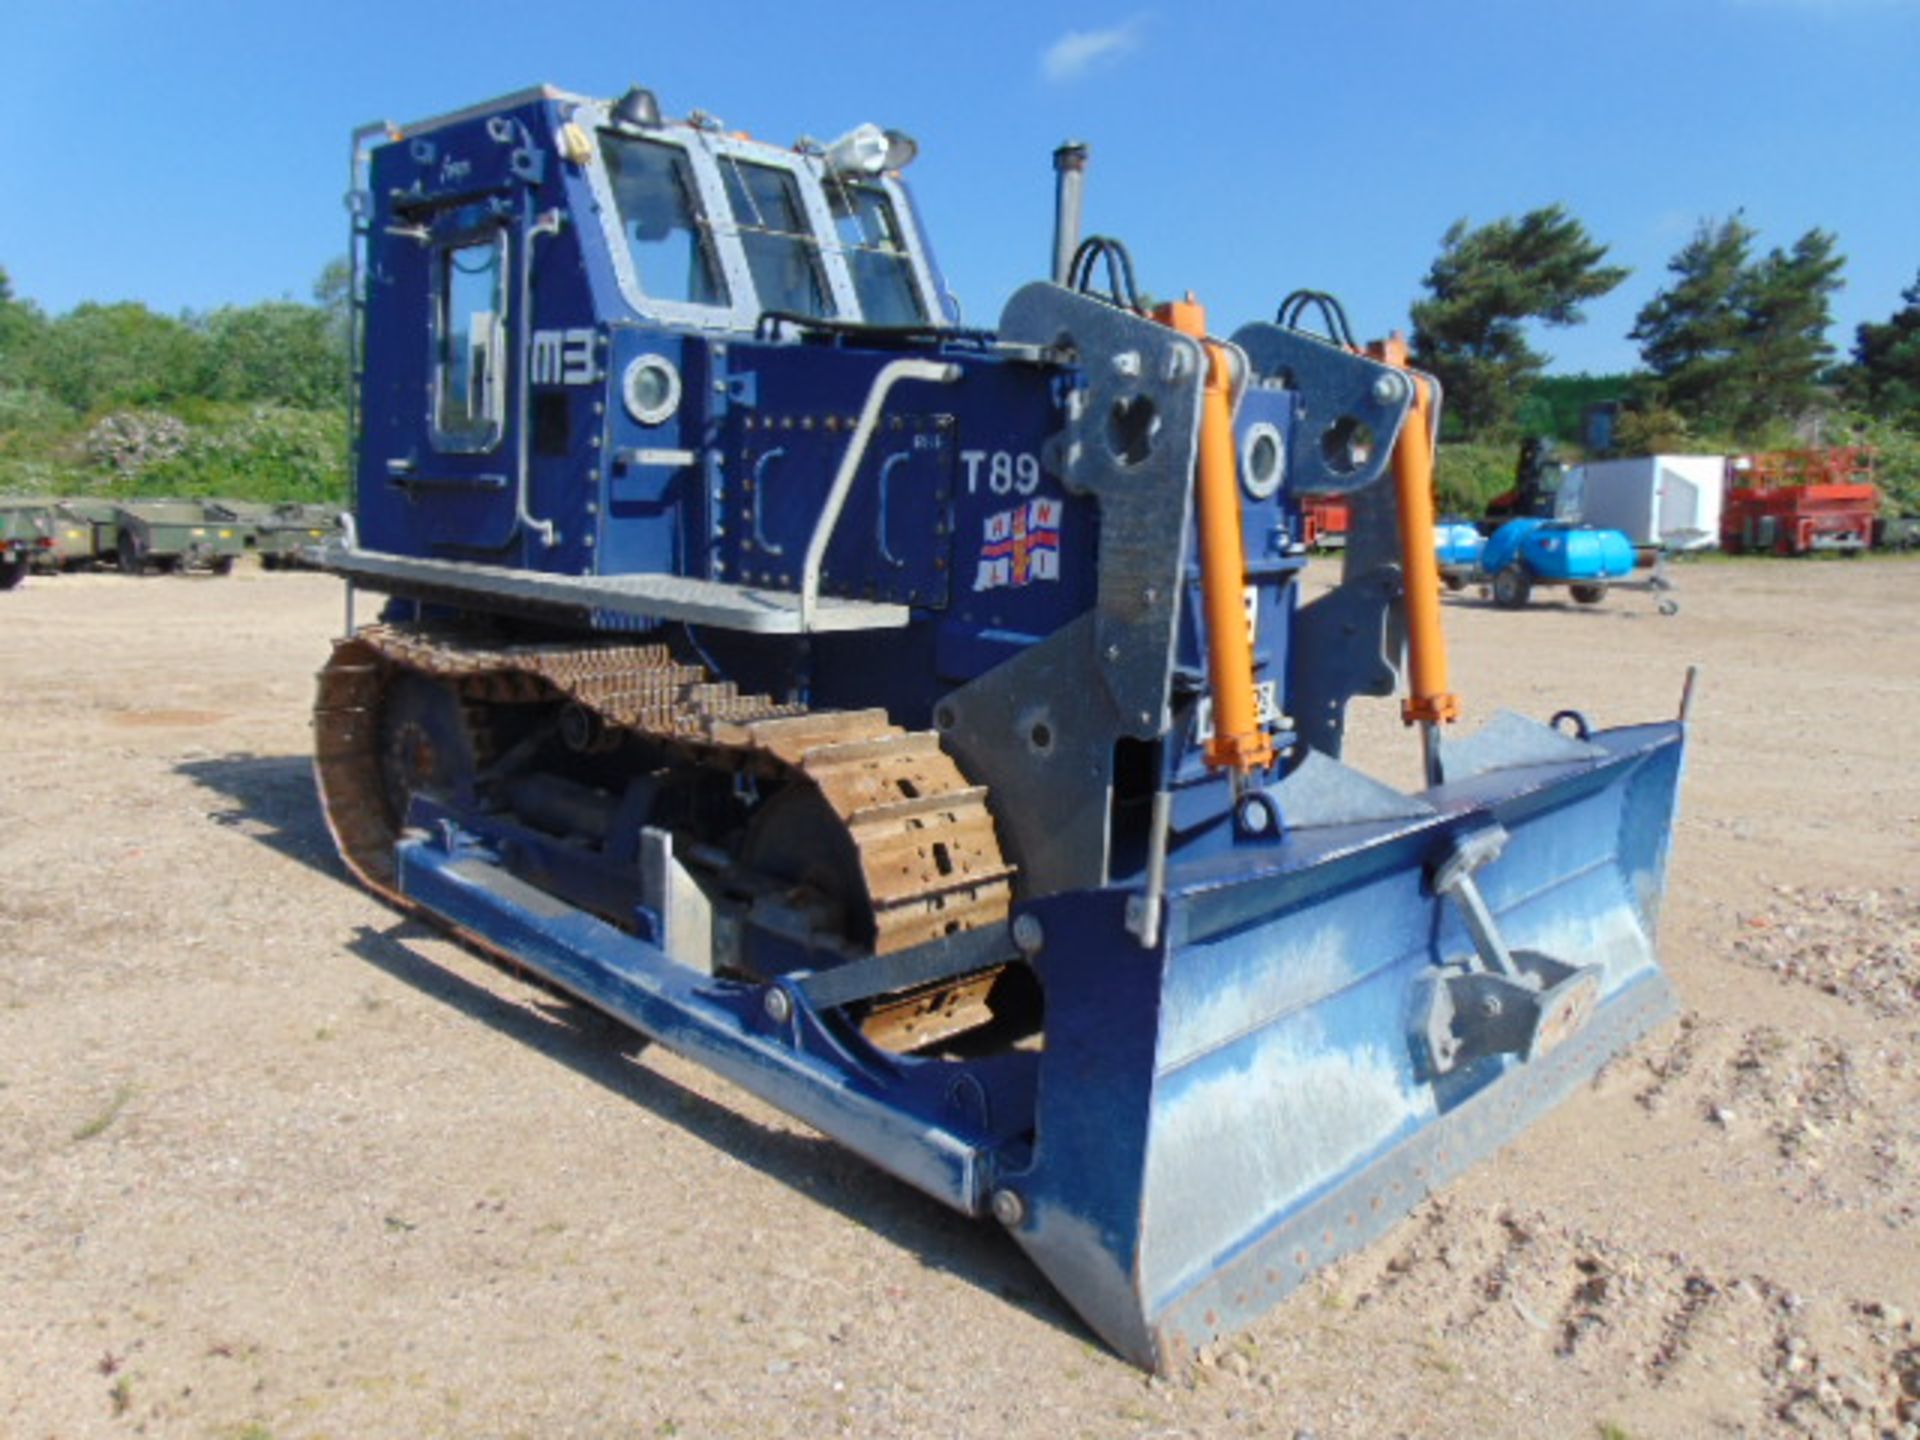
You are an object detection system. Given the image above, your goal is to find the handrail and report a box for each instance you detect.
[798,357,960,628]
[513,206,565,548]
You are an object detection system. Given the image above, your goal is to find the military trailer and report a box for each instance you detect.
[264,503,344,568]
[208,499,342,569]
[110,500,248,576]
[44,500,102,569]
[0,500,54,589]
[51,498,129,569]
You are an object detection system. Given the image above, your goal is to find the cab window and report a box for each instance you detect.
[601,133,729,307]
[433,233,507,451]
[720,159,835,319]
[827,182,926,326]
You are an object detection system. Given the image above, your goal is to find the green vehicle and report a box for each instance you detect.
[44,500,102,569]
[0,500,54,590]
[253,502,342,569]
[52,497,124,570]
[109,500,249,576]
[203,499,339,570]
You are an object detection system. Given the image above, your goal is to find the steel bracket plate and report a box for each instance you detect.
[937,612,1121,896]
[997,283,1205,737]
[1227,322,1415,496]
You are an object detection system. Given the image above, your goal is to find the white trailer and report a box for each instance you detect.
[1560,455,1724,552]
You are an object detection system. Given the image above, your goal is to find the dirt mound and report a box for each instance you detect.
[1340,1198,1920,1435]
[1633,1013,1918,1219]
[1734,886,1920,1019]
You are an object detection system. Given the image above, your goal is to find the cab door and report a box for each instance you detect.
[370,204,522,556]
[419,213,518,551]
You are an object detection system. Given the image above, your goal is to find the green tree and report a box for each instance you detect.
[313,256,351,333]
[0,266,46,381]
[1610,402,1695,456]
[312,255,354,399]
[1634,219,1845,433]
[1730,228,1844,431]
[198,301,345,408]
[27,301,205,412]
[1410,205,1629,439]
[1849,270,1920,422]
[1629,216,1754,424]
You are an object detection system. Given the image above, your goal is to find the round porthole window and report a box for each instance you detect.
[622,354,682,426]
[1240,421,1285,500]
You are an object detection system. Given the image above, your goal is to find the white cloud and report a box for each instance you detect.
[1041,18,1146,83]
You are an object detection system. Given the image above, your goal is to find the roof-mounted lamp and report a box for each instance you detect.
[612,86,662,128]
[824,123,919,177]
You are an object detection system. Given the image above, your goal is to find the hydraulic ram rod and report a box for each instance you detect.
[1371,337,1458,785]
[1157,296,1273,777]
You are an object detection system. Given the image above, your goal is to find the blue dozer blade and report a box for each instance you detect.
[394,718,1685,1371]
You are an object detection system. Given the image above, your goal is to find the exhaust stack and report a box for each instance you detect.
[1051,141,1090,284]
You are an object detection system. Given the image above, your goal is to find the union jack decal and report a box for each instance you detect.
[973,498,1062,592]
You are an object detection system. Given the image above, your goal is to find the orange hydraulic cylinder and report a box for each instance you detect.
[1387,374,1459,728]
[1155,297,1273,775]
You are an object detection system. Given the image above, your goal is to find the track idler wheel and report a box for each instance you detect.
[742,784,874,951]
[375,672,483,828]
[314,643,481,900]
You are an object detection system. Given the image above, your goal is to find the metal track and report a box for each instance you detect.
[313,625,1015,964]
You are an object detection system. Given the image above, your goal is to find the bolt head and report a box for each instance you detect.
[764,988,794,1024]
[1011,913,1044,956]
[1372,372,1408,405]
[990,1188,1026,1227]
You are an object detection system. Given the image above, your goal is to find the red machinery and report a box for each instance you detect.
[1300,493,1350,549]
[1722,448,1878,556]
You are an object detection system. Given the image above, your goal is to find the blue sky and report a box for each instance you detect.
[4,0,1915,376]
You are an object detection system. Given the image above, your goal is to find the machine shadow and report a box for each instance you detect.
[175,749,1084,1346]
[177,752,351,883]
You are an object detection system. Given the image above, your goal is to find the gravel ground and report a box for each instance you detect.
[1,555,1916,1439]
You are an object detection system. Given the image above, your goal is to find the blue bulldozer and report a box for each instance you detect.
[314,84,1689,1370]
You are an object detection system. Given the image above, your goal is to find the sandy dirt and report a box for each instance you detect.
[1,556,1916,1439]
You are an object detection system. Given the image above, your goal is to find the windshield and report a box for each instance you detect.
[826,181,925,326]
[719,158,835,319]
[600,133,729,307]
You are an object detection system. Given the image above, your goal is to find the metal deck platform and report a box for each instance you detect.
[321,543,913,633]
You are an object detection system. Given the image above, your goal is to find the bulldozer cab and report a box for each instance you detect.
[579,103,946,332]
[350,91,959,575]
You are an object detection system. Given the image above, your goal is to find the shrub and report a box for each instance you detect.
[137,405,347,502]
[1433,441,1517,516]
[83,410,191,478]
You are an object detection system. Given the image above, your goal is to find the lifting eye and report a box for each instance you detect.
[623,354,682,425]
[1240,422,1285,500]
